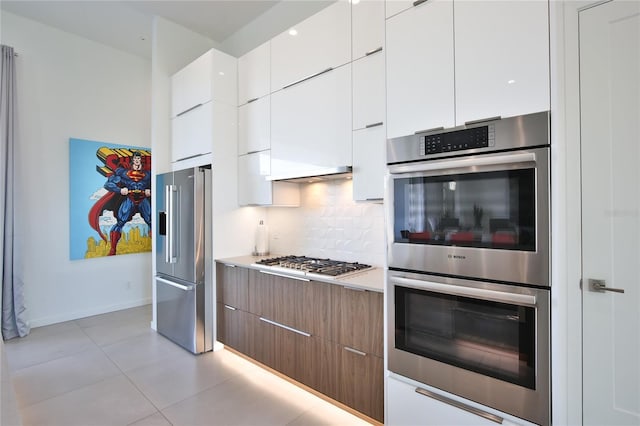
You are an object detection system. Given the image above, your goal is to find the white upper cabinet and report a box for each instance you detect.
[454,0,550,125]
[171,102,213,162]
[171,49,237,117]
[238,96,270,155]
[270,1,351,91]
[353,125,386,201]
[386,0,455,138]
[238,41,270,105]
[271,64,352,179]
[238,151,300,206]
[353,51,386,130]
[352,0,385,60]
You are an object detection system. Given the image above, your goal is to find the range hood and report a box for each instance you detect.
[267,166,352,183]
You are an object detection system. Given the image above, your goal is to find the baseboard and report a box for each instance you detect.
[28,297,152,328]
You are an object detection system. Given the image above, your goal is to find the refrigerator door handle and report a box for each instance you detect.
[166,184,178,264]
[156,277,194,291]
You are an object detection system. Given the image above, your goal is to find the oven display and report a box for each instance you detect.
[395,285,536,389]
[419,125,495,155]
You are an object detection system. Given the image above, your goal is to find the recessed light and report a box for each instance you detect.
[219,71,225,76]
[289,28,298,36]
[508,79,516,84]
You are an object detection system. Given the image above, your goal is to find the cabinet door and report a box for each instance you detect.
[238,41,270,105]
[215,263,248,310]
[353,125,386,201]
[299,280,333,340]
[454,0,550,124]
[352,0,385,60]
[238,151,272,206]
[248,269,272,317]
[271,1,351,90]
[248,313,276,368]
[171,51,212,117]
[171,102,213,163]
[352,52,385,131]
[332,286,383,357]
[271,65,352,179]
[238,96,270,155]
[216,303,250,355]
[386,0,455,138]
[339,348,384,423]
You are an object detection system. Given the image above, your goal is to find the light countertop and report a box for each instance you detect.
[216,255,384,293]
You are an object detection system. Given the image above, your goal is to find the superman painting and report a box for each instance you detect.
[69,138,152,260]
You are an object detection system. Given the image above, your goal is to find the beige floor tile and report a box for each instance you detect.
[102,331,187,372]
[3,328,96,372]
[12,347,121,407]
[74,304,152,329]
[27,320,81,338]
[127,411,172,426]
[19,375,157,426]
[287,400,373,426]
[161,373,308,426]
[81,319,152,347]
[125,349,241,409]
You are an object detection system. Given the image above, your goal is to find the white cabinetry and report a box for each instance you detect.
[238,41,270,105]
[271,65,352,180]
[387,375,529,426]
[385,0,550,138]
[270,1,351,90]
[454,0,550,124]
[238,151,300,206]
[385,0,414,18]
[238,97,270,155]
[353,125,386,201]
[171,48,237,164]
[352,0,385,60]
[386,0,455,139]
[352,50,385,201]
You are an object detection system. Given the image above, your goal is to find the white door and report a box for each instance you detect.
[580,1,640,424]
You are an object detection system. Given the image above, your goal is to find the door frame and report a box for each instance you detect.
[551,1,617,424]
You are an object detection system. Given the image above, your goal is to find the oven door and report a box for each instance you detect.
[386,147,549,286]
[388,271,550,425]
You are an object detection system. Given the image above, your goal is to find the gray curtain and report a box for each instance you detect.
[1,45,29,340]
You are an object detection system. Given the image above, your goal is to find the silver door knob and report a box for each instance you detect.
[589,279,625,293]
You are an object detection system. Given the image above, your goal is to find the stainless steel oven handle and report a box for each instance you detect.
[414,387,504,424]
[390,276,537,306]
[389,152,536,175]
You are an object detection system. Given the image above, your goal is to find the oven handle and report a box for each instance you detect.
[388,152,536,175]
[390,276,537,306]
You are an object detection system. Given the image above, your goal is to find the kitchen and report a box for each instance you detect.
[1,1,638,425]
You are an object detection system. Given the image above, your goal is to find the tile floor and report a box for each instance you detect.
[4,305,372,426]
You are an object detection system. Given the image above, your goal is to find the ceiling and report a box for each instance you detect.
[0,0,334,59]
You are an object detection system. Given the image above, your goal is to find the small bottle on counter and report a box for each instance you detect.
[253,220,269,256]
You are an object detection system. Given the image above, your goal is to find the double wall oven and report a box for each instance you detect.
[386,111,551,425]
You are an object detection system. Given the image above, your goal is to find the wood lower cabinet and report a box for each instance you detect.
[216,262,383,422]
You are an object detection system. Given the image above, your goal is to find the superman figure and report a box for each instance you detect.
[89,151,151,255]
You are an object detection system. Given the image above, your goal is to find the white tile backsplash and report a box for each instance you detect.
[266,180,385,267]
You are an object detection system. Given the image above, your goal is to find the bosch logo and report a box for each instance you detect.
[448,254,466,260]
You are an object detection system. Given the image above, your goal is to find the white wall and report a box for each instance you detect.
[267,180,385,267]
[1,12,152,327]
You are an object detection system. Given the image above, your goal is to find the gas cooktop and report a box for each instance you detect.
[255,255,372,278]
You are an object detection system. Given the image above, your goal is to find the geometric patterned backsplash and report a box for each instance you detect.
[266,179,386,267]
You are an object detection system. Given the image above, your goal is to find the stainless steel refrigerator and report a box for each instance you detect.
[155,166,212,354]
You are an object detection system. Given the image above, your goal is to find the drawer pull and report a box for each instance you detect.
[344,346,367,357]
[415,126,444,135]
[246,97,259,104]
[173,152,211,162]
[465,116,501,126]
[176,103,203,117]
[224,264,236,268]
[259,317,311,337]
[224,304,237,311]
[365,46,383,56]
[365,121,384,129]
[413,0,429,7]
[414,387,504,424]
[260,270,310,282]
[282,67,333,90]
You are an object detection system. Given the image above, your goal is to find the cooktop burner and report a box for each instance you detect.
[256,255,372,277]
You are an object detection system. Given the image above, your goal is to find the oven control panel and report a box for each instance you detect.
[419,124,495,156]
